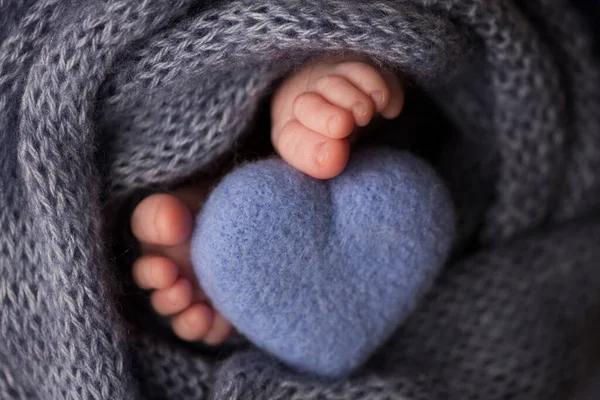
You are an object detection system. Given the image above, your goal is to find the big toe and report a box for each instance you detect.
[131,193,193,246]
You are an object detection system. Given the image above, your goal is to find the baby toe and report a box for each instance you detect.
[202,311,234,346]
[131,193,193,247]
[381,71,404,119]
[333,61,392,113]
[132,255,178,290]
[171,303,213,341]
[274,119,350,179]
[312,75,375,127]
[292,92,355,139]
[151,278,193,316]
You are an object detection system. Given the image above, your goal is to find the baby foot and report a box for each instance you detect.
[130,184,234,344]
[271,56,404,179]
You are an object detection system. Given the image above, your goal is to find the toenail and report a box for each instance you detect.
[371,90,384,106]
[315,142,329,166]
[353,102,367,116]
[327,116,339,136]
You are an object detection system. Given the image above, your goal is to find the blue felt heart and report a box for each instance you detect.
[191,147,456,377]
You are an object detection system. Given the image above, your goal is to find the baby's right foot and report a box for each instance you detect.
[130,184,234,344]
[271,56,404,179]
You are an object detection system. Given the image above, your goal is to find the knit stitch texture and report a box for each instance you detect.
[1,0,600,399]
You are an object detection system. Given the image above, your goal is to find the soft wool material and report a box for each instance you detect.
[191,148,455,377]
[1,0,600,399]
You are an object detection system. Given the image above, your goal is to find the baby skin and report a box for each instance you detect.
[130,56,404,344]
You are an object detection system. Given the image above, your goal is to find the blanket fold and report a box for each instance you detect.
[1,0,600,399]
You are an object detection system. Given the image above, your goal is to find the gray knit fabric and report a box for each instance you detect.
[1,0,600,399]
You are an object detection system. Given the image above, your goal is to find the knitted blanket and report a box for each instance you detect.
[2,0,600,399]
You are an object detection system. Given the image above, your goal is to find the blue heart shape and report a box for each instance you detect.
[191,147,455,377]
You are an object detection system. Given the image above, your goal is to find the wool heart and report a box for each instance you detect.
[191,147,456,377]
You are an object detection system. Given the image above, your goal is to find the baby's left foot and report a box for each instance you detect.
[271,56,404,179]
[130,184,234,345]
